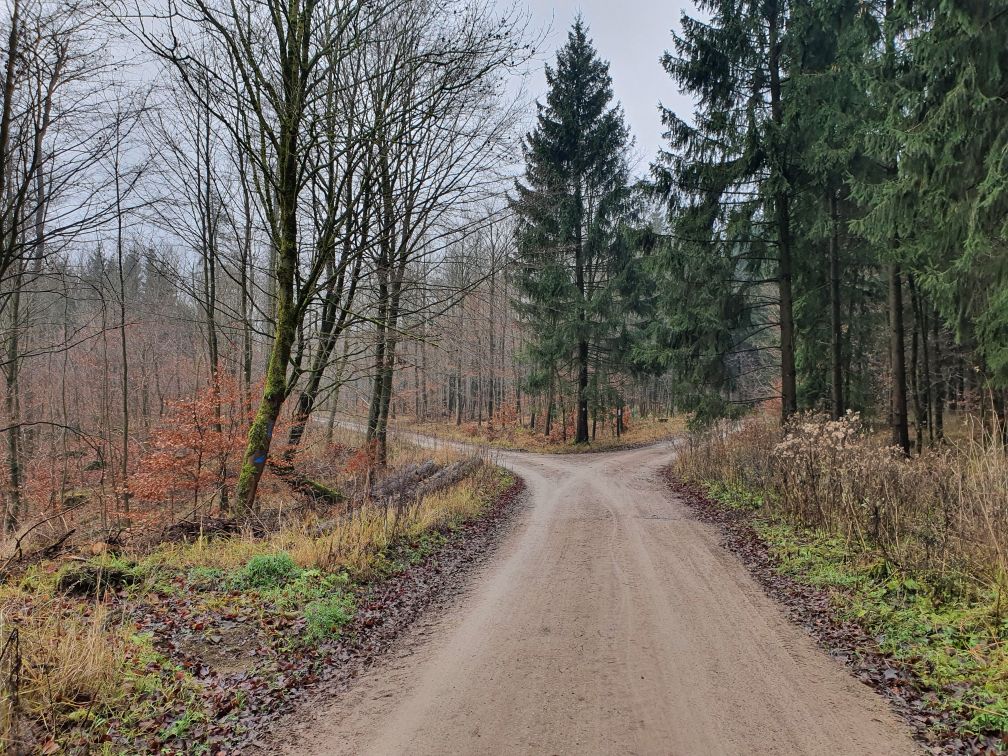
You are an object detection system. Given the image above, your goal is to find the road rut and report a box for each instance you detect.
[286,441,915,755]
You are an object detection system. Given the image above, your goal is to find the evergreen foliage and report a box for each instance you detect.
[511,19,638,443]
[647,0,798,423]
[648,0,1008,439]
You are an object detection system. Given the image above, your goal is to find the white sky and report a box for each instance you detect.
[514,0,698,176]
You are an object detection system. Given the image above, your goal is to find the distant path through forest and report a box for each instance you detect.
[286,439,915,755]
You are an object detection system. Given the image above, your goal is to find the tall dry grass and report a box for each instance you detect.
[155,465,507,576]
[0,597,126,751]
[0,461,511,752]
[674,412,1008,590]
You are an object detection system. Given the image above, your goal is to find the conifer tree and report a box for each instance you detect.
[511,19,634,444]
[784,0,879,418]
[651,0,800,425]
[858,0,1008,391]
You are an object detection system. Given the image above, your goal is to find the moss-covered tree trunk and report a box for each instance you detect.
[234,242,297,514]
[233,22,303,514]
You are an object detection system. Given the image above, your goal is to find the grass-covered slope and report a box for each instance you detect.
[0,466,520,754]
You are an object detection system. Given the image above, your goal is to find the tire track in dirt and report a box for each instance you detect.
[285,441,916,755]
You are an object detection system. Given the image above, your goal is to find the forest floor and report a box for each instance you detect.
[399,414,684,454]
[0,439,523,754]
[286,440,919,756]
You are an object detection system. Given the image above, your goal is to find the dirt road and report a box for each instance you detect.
[287,441,915,755]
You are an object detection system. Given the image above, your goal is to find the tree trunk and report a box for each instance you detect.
[828,190,843,419]
[419,319,428,422]
[544,376,554,437]
[576,340,589,443]
[932,310,944,441]
[907,273,929,451]
[908,296,923,453]
[888,263,910,455]
[324,337,351,447]
[561,395,568,443]
[287,250,360,453]
[4,272,22,535]
[455,360,463,426]
[234,126,299,513]
[573,175,590,443]
[768,4,797,423]
[476,333,483,427]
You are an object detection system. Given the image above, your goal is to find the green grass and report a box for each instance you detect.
[186,565,226,589]
[704,483,1008,737]
[262,568,352,611]
[233,551,302,589]
[704,480,768,511]
[303,593,356,642]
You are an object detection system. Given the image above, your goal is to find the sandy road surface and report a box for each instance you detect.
[286,441,915,756]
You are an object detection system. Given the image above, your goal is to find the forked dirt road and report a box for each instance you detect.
[286,441,916,755]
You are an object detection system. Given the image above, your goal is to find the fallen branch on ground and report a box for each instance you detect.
[370,460,440,500]
[268,460,345,506]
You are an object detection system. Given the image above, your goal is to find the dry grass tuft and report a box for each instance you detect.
[156,465,505,577]
[1,595,126,748]
[674,412,1008,589]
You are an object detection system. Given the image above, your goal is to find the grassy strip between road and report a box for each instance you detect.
[0,465,516,754]
[693,477,1008,750]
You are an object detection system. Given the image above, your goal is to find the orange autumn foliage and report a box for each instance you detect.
[129,378,247,507]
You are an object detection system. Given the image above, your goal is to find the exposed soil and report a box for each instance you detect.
[284,442,917,756]
[175,619,261,677]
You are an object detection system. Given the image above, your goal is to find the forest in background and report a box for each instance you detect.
[0,0,1004,540]
[0,0,1006,751]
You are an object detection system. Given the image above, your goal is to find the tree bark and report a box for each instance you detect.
[888,263,910,455]
[932,309,944,441]
[829,190,843,419]
[574,182,590,443]
[768,0,797,423]
[234,60,302,513]
[4,273,22,535]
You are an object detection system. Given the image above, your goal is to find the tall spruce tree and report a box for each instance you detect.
[650,0,801,425]
[857,0,1008,404]
[784,0,879,418]
[511,19,634,444]
[645,0,1002,438]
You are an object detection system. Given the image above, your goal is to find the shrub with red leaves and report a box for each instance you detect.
[129,378,247,511]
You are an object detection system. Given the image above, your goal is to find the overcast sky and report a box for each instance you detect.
[515,0,698,175]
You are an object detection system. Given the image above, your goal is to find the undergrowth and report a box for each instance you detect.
[750,509,1008,735]
[0,464,515,753]
[680,416,1008,741]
